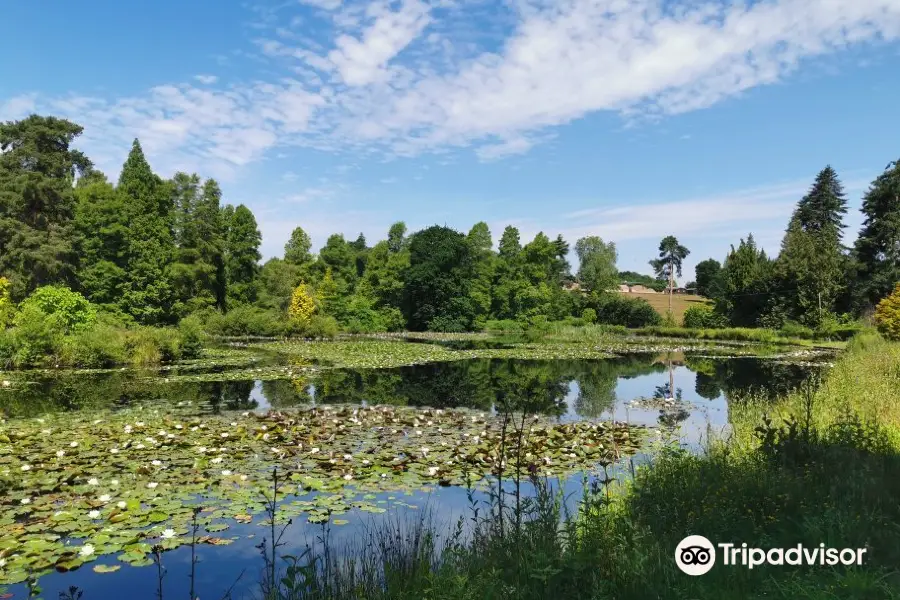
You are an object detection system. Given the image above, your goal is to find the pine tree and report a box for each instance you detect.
[0,115,90,299]
[117,139,176,324]
[716,234,774,326]
[854,160,900,309]
[73,178,129,307]
[284,226,313,266]
[795,165,848,240]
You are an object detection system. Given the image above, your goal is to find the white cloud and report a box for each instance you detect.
[10,0,900,174]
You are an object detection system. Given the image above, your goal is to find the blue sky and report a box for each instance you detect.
[2,0,900,281]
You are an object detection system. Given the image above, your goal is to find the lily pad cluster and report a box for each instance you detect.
[0,402,645,584]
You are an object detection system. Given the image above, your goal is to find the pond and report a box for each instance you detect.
[0,346,828,598]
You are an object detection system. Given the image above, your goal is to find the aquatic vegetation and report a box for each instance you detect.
[0,402,644,584]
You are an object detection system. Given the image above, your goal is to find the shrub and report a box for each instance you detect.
[589,293,662,328]
[874,283,900,340]
[10,303,63,367]
[61,325,128,368]
[203,306,294,337]
[178,315,205,359]
[483,319,525,335]
[16,286,97,334]
[289,283,316,325]
[306,315,339,338]
[581,308,597,324]
[778,320,813,339]
[682,305,727,329]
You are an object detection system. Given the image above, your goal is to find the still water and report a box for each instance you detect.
[0,352,824,599]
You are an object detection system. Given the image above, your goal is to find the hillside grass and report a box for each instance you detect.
[618,290,710,323]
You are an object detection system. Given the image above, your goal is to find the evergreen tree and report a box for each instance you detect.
[716,234,774,326]
[467,222,495,326]
[649,235,690,317]
[224,204,262,306]
[118,139,176,324]
[854,160,900,309]
[0,115,90,299]
[387,221,407,253]
[72,178,129,307]
[284,226,313,266]
[795,165,848,240]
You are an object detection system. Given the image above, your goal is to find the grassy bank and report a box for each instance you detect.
[251,332,900,599]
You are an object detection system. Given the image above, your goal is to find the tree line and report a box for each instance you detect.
[2,114,899,337]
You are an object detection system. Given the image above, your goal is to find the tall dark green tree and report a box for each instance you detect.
[467,222,495,326]
[694,259,722,299]
[854,160,900,310]
[284,226,313,266]
[716,234,774,326]
[0,115,91,299]
[795,166,848,239]
[72,176,129,307]
[403,225,477,331]
[387,221,407,253]
[118,139,176,324]
[224,204,262,306]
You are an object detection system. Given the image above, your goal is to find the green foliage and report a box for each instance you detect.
[403,225,478,331]
[224,204,262,305]
[693,259,721,298]
[855,160,900,309]
[580,307,597,324]
[17,285,97,333]
[284,226,313,266]
[289,283,316,325]
[0,276,13,328]
[617,271,667,292]
[575,236,617,292]
[716,234,774,326]
[177,314,205,359]
[60,324,128,368]
[682,304,727,329]
[587,293,662,328]
[874,282,900,340]
[649,235,689,284]
[202,305,298,337]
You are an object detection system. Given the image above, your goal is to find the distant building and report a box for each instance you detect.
[618,283,658,294]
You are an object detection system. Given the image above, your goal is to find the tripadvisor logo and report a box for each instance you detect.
[675,536,868,576]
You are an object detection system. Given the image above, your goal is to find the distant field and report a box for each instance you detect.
[618,291,711,324]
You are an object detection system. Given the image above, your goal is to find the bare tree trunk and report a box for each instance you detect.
[668,256,673,316]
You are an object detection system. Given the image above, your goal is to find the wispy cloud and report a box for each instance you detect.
[6,0,900,176]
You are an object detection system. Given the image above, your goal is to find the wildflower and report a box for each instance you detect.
[79,545,95,557]
[89,510,101,519]
[147,482,159,489]
[161,529,176,539]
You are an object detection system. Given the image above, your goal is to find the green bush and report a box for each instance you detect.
[177,315,205,359]
[483,319,526,335]
[60,325,128,368]
[202,306,297,337]
[589,293,662,328]
[16,286,97,334]
[306,315,339,338]
[682,305,727,329]
[874,284,900,340]
[10,303,64,367]
[778,320,813,338]
[581,308,597,324]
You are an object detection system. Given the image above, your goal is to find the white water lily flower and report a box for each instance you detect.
[151,460,162,466]
[569,453,577,459]
[1,380,9,387]
[110,448,119,454]
[242,412,250,417]
[117,501,127,509]
[428,467,439,476]
[135,444,145,450]
[21,464,31,471]
[147,482,159,489]
[262,433,270,441]
[190,426,198,431]
[88,478,99,486]
[136,422,145,427]
[88,510,101,519]
[20,498,30,505]
[420,447,429,457]
[0,558,6,567]
[157,430,166,436]
[310,448,319,454]
[211,457,223,464]
[145,437,156,444]
[343,474,353,481]
[197,447,207,453]
[111,479,119,486]
[93,419,102,425]
[161,529,176,539]
[240,475,247,481]
[343,454,352,460]
[79,544,95,557]
[362,459,370,465]
[175,424,183,430]
[167,434,175,439]
[70,441,79,448]
[99,494,111,503]
[221,470,232,476]
[124,425,133,433]
[220,433,229,438]
[42,428,52,435]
